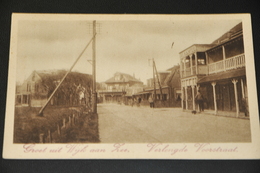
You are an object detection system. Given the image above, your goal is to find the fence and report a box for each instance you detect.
[38,107,92,143]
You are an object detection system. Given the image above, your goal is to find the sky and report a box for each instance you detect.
[16,18,242,84]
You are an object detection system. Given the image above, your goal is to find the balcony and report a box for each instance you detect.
[181,65,208,77]
[104,89,125,92]
[208,54,245,74]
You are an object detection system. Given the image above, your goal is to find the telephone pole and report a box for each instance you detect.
[153,59,163,100]
[92,20,97,113]
[153,59,157,102]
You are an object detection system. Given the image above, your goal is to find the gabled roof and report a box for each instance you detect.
[211,22,242,44]
[105,72,143,84]
[164,65,181,88]
[179,22,243,56]
[166,65,179,73]
[35,70,91,81]
[35,70,67,81]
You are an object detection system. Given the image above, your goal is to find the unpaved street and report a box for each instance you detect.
[98,103,251,143]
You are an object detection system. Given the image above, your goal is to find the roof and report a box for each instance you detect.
[105,72,143,84]
[35,70,91,80]
[133,91,150,95]
[179,44,215,55]
[144,86,169,91]
[197,68,245,84]
[158,71,171,74]
[31,70,92,90]
[164,65,181,88]
[166,65,179,71]
[35,70,66,80]
[179,22,242,56]
[211,22,242,44]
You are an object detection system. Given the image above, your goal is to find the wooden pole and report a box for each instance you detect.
[232,79,239,117]
[38,34,96,116]
[153,59,157,102]
[191,85,195,110]
[153,59,163,100]
[92,20,97,114]
[185,86,188,110]
[211,82,218,115]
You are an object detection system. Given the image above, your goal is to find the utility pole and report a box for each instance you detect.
[37,34,96,116]
[153,59,163,100]
[152,59,157,102]
[92,20,97,114]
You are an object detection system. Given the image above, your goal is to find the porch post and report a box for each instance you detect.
[197,84,200,110]
[205,52,209,73]
[185,86,188,110]
[241,78,245,99]
[195,52,198,74]
[232,79,239,117]
[184,57,186,76]
[181,81,184,109]
[180,58,183,78]
[27,94,29,104]
[190,55,193,75]
[211,82,217,115]
[222,45,226,71]
[191,85,195,110]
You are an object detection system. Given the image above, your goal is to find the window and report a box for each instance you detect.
[198,58,205,65]
[35,84,38,92]
[27,83,31,92]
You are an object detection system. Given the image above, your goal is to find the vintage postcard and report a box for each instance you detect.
[3,13,260,159]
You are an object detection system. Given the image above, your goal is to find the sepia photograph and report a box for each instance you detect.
[3,13,260,159]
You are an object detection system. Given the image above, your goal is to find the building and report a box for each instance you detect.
[16,70,92,107]
[134,65,181,107]
[98,72,144,104]
[180,22,247,117]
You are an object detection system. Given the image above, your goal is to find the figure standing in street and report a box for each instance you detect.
[137,97,142,107]
[242,98,249,117]
[195,90,204,112]
[148,95,154,108]
[131,96,134,107]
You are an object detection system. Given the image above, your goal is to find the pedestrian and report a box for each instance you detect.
[131,96,134,107]
[148,95,154,108]
[137,97,142,107]
[195,90,204,112]
[242,98,249,117]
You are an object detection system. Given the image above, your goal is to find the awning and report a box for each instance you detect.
[133,91,151,95]
[197,68,246,84]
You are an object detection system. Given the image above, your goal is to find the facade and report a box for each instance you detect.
[98,72,144,104]
[180,22,248,117]
[16,71,48,107]
[16,70,92,107]
[134,65,181,107]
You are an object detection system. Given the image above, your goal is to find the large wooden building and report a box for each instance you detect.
[180,22,248,117]
[98,72,144,104]
[16,70,92,107]
[134,65,181,107]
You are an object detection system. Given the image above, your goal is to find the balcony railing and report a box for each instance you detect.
[208,54,245,74]
[192,66,196,74]
[101,89,125,92]
[181,65,208,77]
